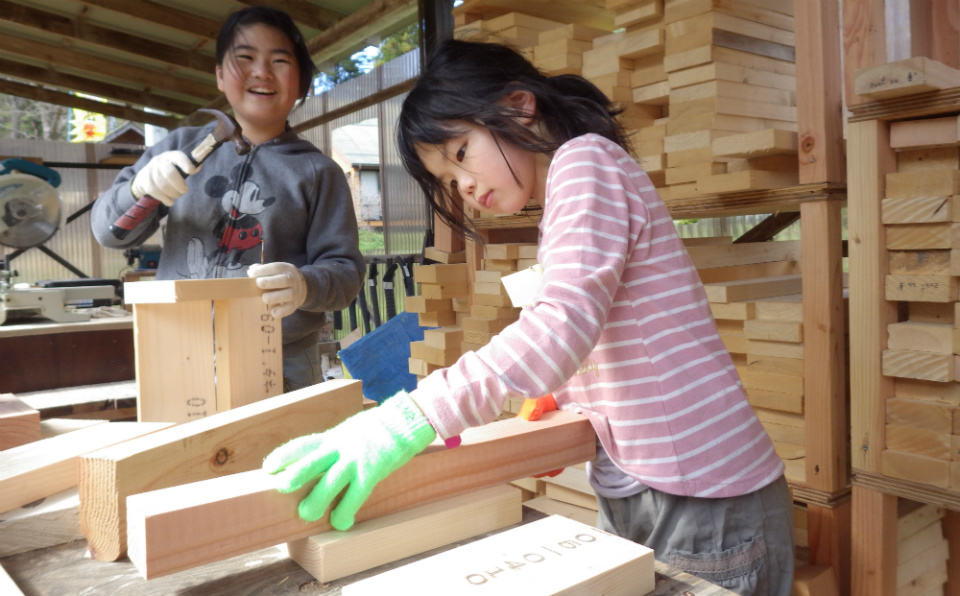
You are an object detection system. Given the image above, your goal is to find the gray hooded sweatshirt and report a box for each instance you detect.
[91,121,365,355]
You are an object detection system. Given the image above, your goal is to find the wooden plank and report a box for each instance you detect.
[126,411,596,579]
[855,57,960,100]
[696,169,800,194]
[79,379,363,561]
[288,485,522,583]
[882,196,960,224]
[686,239,801,268]
[522,496,597,526]
[704,274,803,303]
[885,274,958,303]
[212,295,284,411]
[881,349,955,382]
[0,488,81,557]
[885,222,960,250]
[891,116,960,150]
[134,301,216,424]
[0,421,171,514]
[124,278,261,304]
[0,394,40,450]
[887,322,955,355]
[712,128,798,158]
[886,169,960,200]
[340,515,654,596]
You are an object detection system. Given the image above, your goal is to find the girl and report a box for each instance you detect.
[92,7,365,391]
[263,39,793,596]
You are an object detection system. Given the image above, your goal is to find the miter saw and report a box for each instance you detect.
[0,158,116,325]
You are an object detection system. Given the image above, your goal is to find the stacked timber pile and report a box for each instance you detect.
[896,502,949,596]
[453,0,800,206]
[876,114,960,491]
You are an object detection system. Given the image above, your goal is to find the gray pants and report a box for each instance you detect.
[282,343,323,392]
[596,475,794,596]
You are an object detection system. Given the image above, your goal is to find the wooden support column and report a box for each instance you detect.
[801,198,847,492]
[795,0,846,184]
[851,485,897,596]
[842,0,888,109]
[848,119,897,474]
[945,509,960,596]
[806,498,852,595]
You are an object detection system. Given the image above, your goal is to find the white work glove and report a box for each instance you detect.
[131,150,200,207]
[248,262,307,318]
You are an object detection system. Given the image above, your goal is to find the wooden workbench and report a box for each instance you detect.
[0,316,134,394]
[2,509,738,596]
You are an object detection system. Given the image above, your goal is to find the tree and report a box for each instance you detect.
[0,93,69,140]
[375,24,419,66]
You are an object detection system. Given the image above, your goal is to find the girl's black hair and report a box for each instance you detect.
[397,38,632,237]
[217,6,317,99]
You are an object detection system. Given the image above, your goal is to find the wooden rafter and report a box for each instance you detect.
[0,34,218,99]
[0,78,180,128]
[234,0,344,31]
[0,0,215,75]
[0,57,200,116]
[78,0,221,39]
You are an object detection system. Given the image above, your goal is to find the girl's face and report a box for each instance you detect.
[217,23,301,145]
[416,93,550,217]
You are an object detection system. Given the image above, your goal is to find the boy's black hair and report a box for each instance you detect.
[217,6,317,99]
[397,38,632,237]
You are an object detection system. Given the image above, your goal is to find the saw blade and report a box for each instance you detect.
[0,173,62,248]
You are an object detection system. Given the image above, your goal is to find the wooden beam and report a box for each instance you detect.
[80,379,362,561]
[0,394,40,450]
[126,410,596,579]
[841,0,887,109]
[0,421,172,514]
[306,0,417,68]
[78,0,221,40]
[0,0,215,74]
[0,58,199,116]
[342,514,654,596]
[234,0,343,31]
[0,34,218,100]
[0,488,82,558]
[0,79,180,129]
[851,486,897,596]
[687,239,801,268]
[288,484,522,583]
[734,212,800,243]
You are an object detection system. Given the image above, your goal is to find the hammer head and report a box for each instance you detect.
[198,108,251,156]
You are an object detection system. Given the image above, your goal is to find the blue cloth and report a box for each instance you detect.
[338,312,433,403]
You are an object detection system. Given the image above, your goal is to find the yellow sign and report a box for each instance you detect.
[70,108,106,142]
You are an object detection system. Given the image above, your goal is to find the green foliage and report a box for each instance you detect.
[0,95,69,140]
[375,25,419,66]
[358,229,384,253]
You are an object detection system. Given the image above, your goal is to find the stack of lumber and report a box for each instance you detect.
[512,462,598,527]
[896,501,948,596]
[691,236,813,485]
[876,115,960,491]
[453,0,802,205]
[405,263,469,379]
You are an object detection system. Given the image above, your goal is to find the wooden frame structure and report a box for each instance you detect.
[124,278,284,424]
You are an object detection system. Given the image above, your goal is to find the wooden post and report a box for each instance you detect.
[795,0,846,184]
[848,119,898,474]
[851,485,897,596]
[842,0,888,109]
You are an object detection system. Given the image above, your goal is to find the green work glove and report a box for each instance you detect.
[262,391,437,530]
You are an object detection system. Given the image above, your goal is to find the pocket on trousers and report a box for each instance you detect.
[667,535,767,594]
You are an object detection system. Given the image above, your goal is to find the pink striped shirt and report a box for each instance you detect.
[412,133,784,498]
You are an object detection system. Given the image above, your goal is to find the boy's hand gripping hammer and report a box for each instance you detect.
[109,109,251,239]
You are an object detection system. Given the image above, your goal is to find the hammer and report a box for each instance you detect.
[109,108,250,240]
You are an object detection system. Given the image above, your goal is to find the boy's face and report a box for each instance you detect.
[416,122,543,217]
[217,23,301,144]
